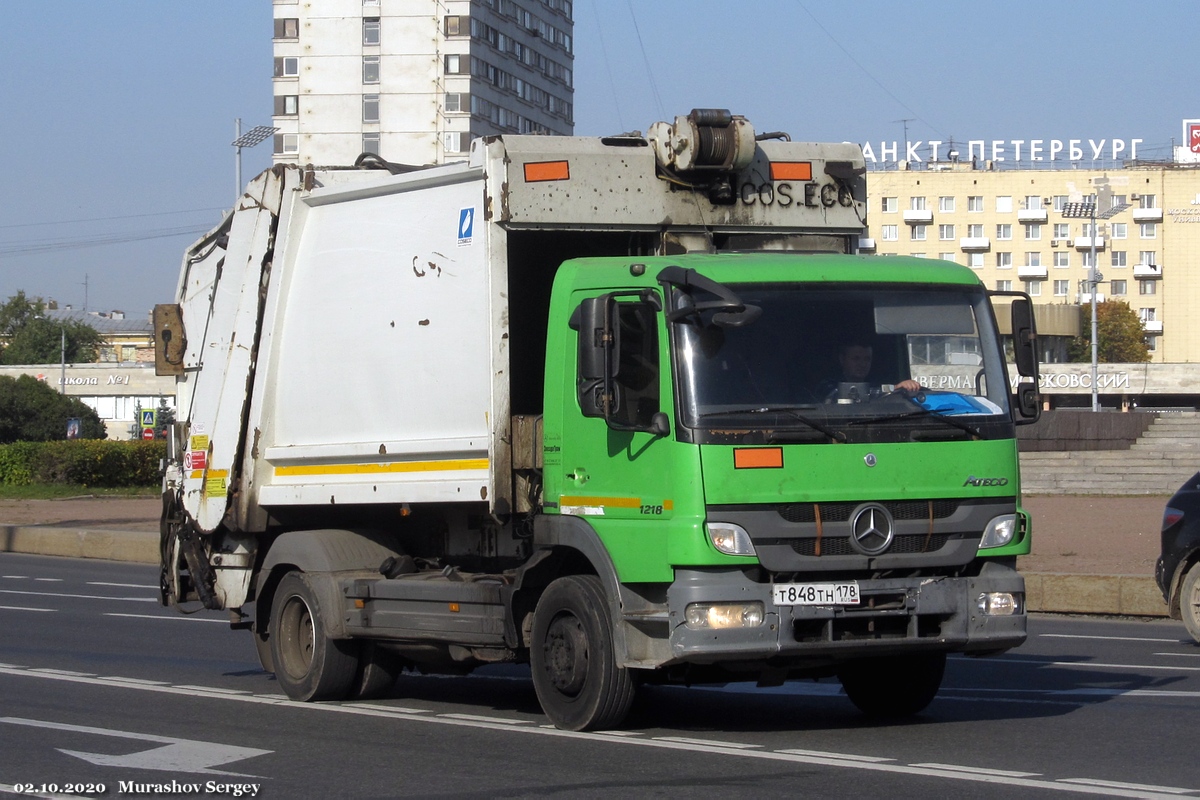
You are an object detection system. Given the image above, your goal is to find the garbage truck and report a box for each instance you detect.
[155,109,1041,731]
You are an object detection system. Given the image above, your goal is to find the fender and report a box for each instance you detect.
[256,529,403,640]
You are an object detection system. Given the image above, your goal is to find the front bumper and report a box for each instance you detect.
[665,561,1025,667]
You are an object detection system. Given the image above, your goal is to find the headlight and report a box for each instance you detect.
[979,514,1017,549]
[684,602,765,630]
[706,522,756,556]
[977,592,1023,616]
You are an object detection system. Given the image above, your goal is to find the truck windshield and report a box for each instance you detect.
[673,284,1012,442]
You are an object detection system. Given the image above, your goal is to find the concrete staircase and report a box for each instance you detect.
[1020,412,1200,495]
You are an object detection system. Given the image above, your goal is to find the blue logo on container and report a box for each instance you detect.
[458,207,474,246]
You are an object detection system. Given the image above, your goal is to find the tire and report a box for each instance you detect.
[349,641,403,700]
[270,571,360,701]
[1181,562,1200,644]
[530,575,636,731]
[252,626,274,674]
[837,651,947,718]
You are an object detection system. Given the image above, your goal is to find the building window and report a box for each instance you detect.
[996,196,1013,213]
[1024,223,1042,241]
[1139,280,1157,295]
[443,131,468,153]
[968,195,983,212]
[910,196,927,211]
[995,280,1012,291]
[273,95,299,116]
[1111,280,1127,296]
[910,253,926,259]
[273,18,299,39]
[910,225,927,241]
[1025,252,1041,267]
[967,224,984,238]
[1139,307,1156,323]
[1139,250,1157,266]
[881,225,898,242]
[1053,280,1069,296]
[939,196,955,212]
[445,15,469,36]
[1054,252,1070,269]
[363,17,381,46]
[1053,223,1069,240]
[969,252,984,269]
[362,133,380,155]
[1146,335,1158,352]
[1110,250,1127,268]
[940,253,956,263]
[996,224,1012,241]
[362,94,379,123]
[996,252,1012,269]
[1140,222,1157,239]
[881,196,897,213]
[1026,280,1042,296]
[363,56,380,83]
[274,56,299,77]
[444,92,469,112]
[938,224,955,241]
[1052,195,1068,212]
[273,133,298,155]
[1139,194,1158,209]
[1111,222,1127,239]
[1081,250,1095,268]
[1023,195,1041,211]
[444,54,467,74]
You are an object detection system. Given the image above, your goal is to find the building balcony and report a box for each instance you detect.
[1133,263,1163,279]
[1073,236,1105,250]
[1132,208,1163,223]
[903,209,933,224]
[1143,320,1163,333]
[959,237,990,251]
[1017,266,1048,279]
[1078,292,1106,304]
[1017,208,1048,223]
[857,237,876,252]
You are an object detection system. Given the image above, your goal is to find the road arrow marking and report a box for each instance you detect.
[0,717,271,777]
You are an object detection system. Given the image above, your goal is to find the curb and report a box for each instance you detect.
[0,525,1172,618]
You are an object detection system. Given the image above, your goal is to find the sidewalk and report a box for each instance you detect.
[0,494,1173,617]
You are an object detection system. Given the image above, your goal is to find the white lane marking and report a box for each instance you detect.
[1058,778,1197,795]
[0,664,1193,799]
[912,762,1041,778]
[88,582,157,589]
[99,676,171,686]
[998,656,1200,673]
[1039,634,1185,644]
[440,713,533,725]
[1,575,30,579]
[352,703,430,715]
[655,736,761,750]
[29,668,96,677]
[1153,652,1200,658]
[0,605,54,612]
[32,578,62,583]
[104,613,227,624]
[172,685,253,695]
[0,716,270,777]
[777,749,894,763]
[0,589,155,603]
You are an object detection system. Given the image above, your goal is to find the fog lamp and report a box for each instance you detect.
[979,514,1017,549]
[977,592,1022,616]
[684,602,765,630]
[706,522,756,556]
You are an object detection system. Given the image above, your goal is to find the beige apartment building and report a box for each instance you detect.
[862,154,1200,408]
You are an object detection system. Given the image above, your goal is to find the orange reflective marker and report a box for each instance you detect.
[734,447,784,469]
[524,160,570,182]
[769,162,813,181]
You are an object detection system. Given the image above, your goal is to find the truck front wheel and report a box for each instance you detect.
[1181,562,1200,644]
[530,575,636,731]
[837,652,946,717]
[270,571,359,701]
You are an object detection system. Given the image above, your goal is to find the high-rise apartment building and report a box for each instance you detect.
[271,0,574,167]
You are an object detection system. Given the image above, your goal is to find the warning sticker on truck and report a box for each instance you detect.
[458,207,474,247]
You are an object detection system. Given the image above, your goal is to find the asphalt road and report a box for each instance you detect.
[1,553,1198,799]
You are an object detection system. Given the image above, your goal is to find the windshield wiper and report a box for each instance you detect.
[698,405,847,442]
[846,407,981,438]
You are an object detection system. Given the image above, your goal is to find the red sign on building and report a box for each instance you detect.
[1191,122,1200,154]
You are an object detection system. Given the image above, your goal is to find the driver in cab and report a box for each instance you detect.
[822,342,920,402]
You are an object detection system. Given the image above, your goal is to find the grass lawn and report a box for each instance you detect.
[0,484,159,501]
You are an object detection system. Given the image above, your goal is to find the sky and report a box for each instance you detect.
[1,1,1196,317]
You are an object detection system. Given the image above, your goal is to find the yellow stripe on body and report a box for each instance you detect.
[274,458,489,477]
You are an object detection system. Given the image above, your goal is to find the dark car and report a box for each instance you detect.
[1156,472,1200,643]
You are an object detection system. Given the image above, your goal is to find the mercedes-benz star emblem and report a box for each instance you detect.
[850,503,895,555]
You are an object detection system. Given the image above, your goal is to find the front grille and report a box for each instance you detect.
[778,499,959,524]
[789,533,952,557]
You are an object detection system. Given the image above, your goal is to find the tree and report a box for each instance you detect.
[0,292,104,365]
[1067,300,1151,363]
[0,375,106,443]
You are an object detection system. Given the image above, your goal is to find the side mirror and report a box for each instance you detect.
[577,296,617,418]
[1010,298,1038,379]
[1015,381,1040,420]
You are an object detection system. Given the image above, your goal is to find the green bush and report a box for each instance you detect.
[0,440,165,486]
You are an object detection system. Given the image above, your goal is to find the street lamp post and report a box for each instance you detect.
[59,326,65,395]
[232,120,279,201]
[1062,186,1131,412]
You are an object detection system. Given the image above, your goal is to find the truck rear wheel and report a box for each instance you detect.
[1182,562,1200,644]
[349,641,403,700]
[270,571,359,701]
[837,652,946,718]
[531,575,636,731]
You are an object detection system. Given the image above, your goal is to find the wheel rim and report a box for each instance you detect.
[278,593,316,680]
[1188,578,1200,622]
[543,612,589,696]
